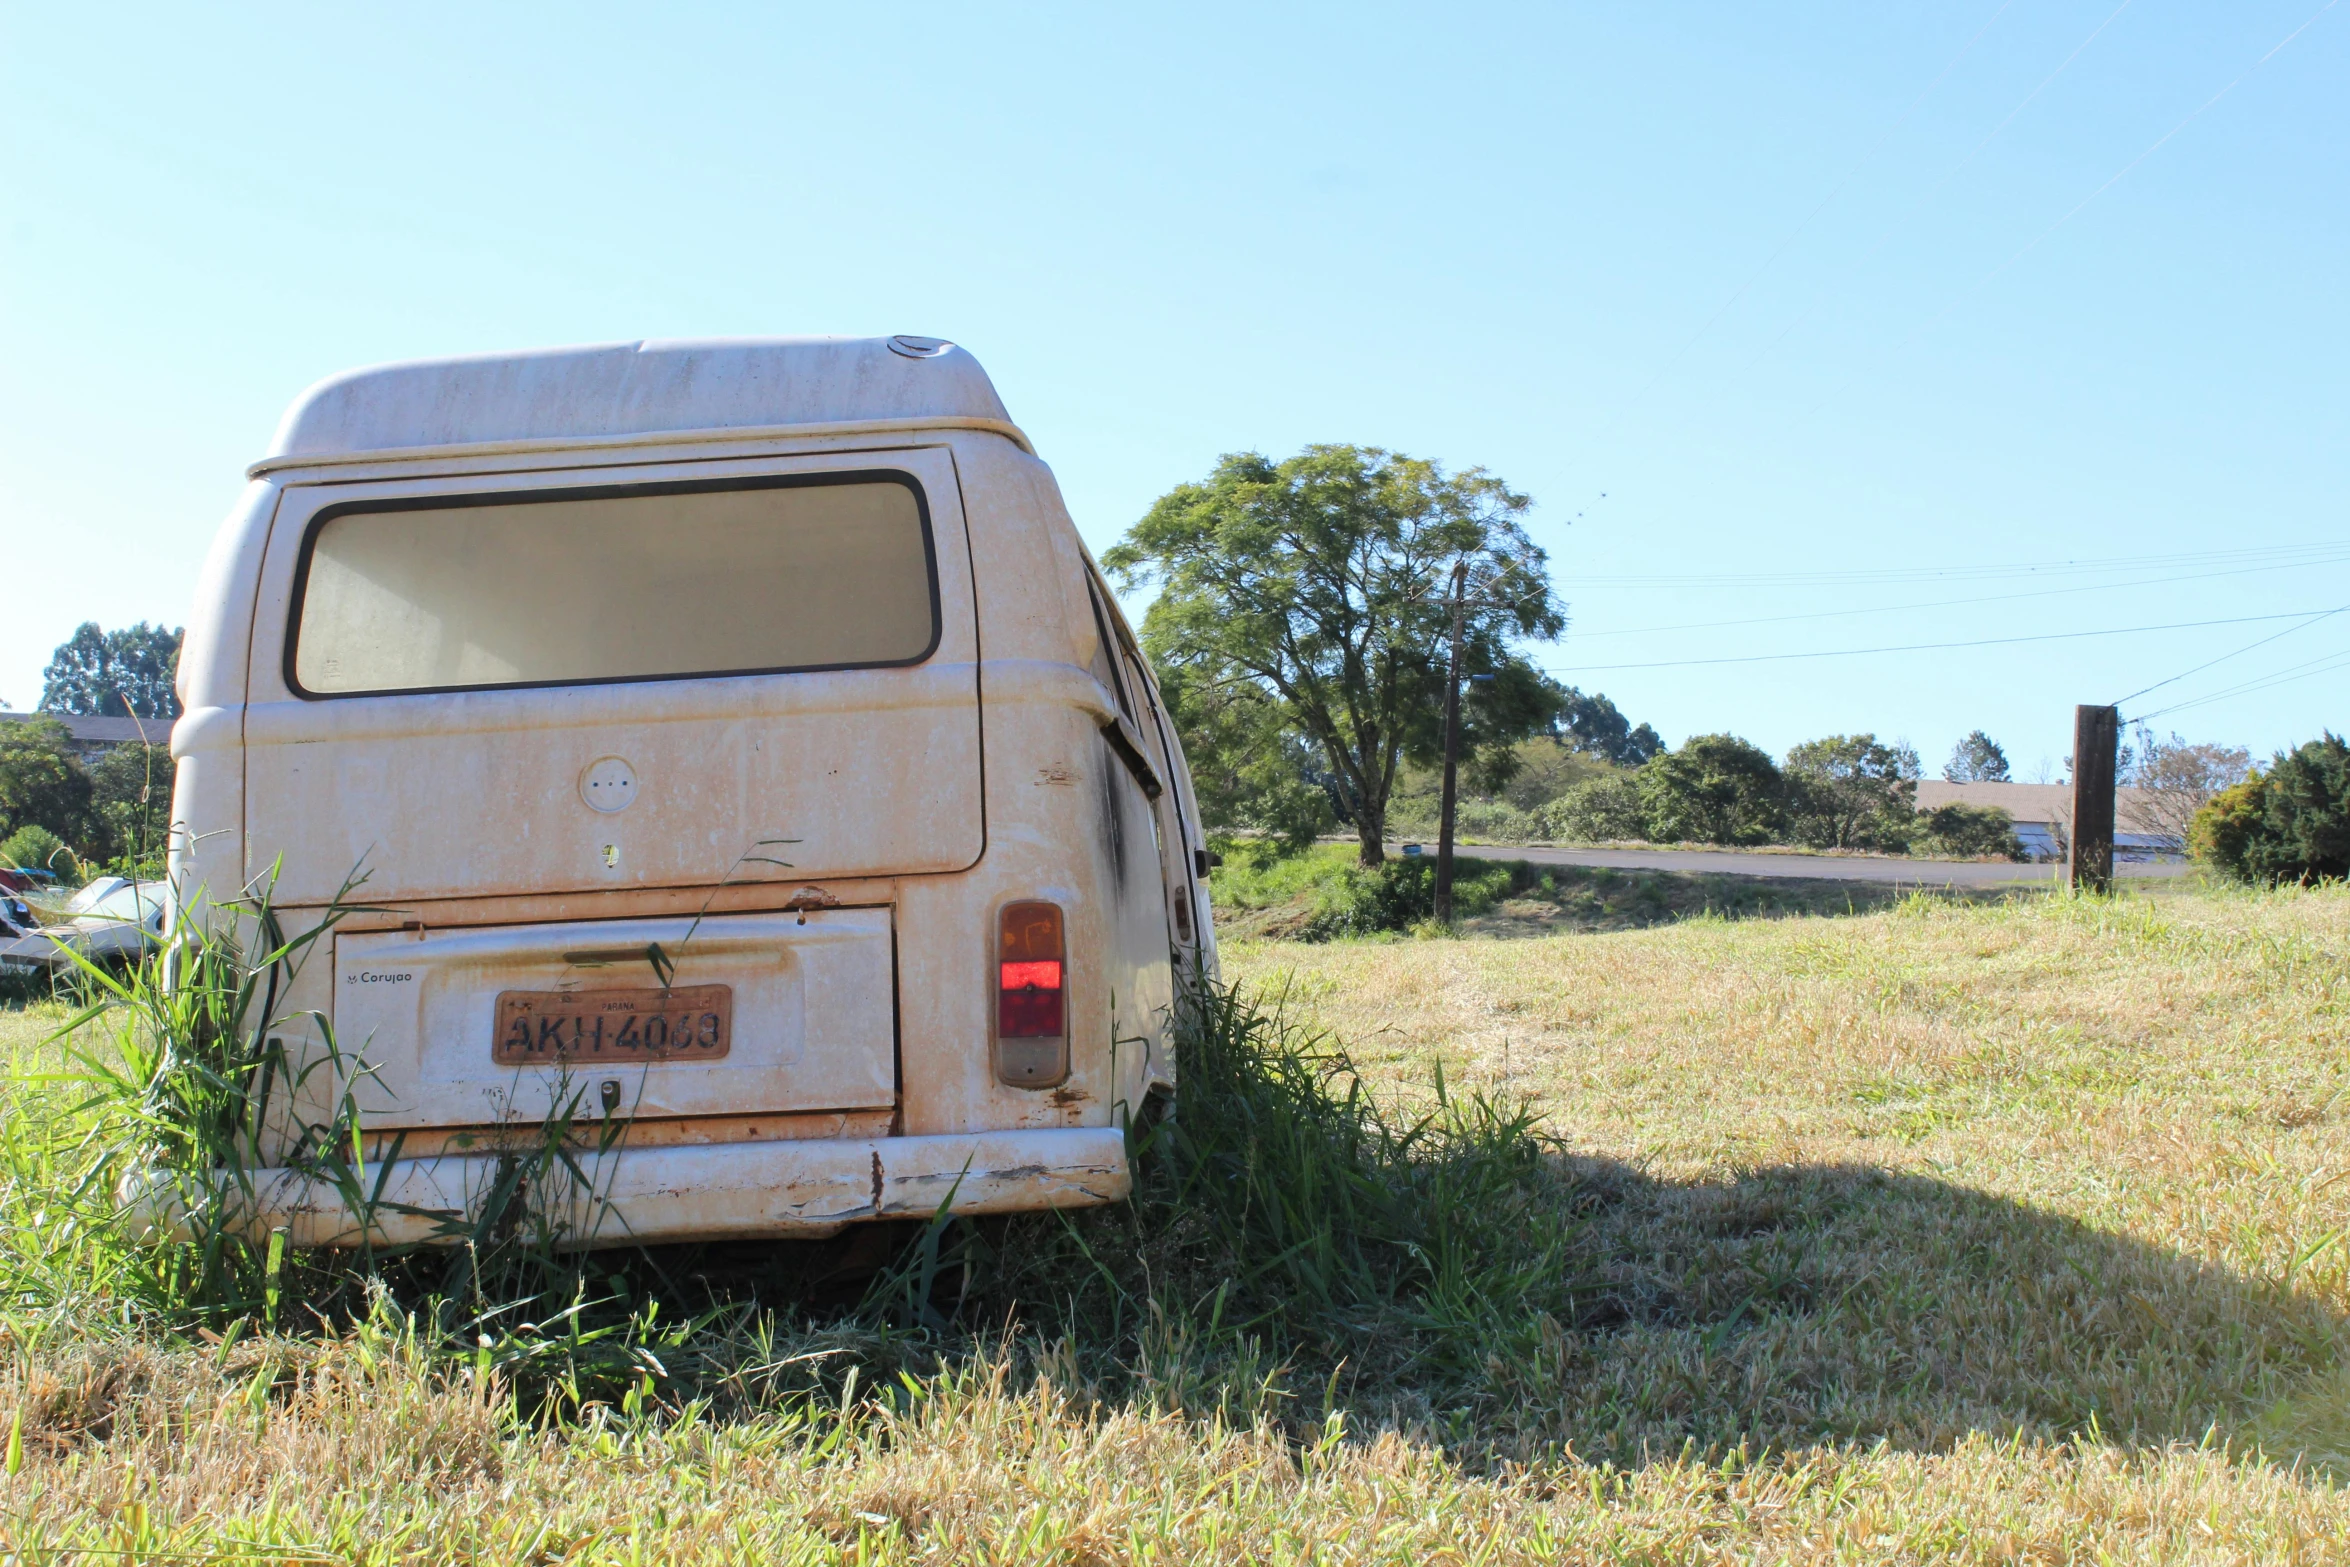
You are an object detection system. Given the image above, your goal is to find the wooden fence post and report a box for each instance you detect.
[2070,704,2118,894]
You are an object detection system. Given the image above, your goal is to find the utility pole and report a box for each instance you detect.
[2070,703,2118,894]
[1434,562,1469,925]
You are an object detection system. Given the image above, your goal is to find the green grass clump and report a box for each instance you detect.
[967,976,1584,1421]
[1205,843,1515,940]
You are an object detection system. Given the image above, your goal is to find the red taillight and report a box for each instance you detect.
[998,903,1065,1038]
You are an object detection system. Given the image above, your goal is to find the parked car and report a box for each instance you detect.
[0,888,38,941]
[0,878,172,974]
[170,335,1214,1249]
[64,875,130,915]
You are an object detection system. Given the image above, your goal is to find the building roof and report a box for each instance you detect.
[1915,780,2169,835]
[0,712,171,747]
[258,337,1016,466]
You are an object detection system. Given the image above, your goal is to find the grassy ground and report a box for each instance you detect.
[6,880,2349,1562]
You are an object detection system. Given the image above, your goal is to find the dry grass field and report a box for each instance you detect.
[5,878,2349,1563]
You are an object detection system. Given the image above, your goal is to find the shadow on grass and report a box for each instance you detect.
[1524,1156,2342,1464]
[1461,864,2026,939]
[914,1154,2346,1472]
[815,979,2350,1474]
[1212,852,2033,942]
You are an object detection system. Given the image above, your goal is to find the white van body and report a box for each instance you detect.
[170,336,1213,1247]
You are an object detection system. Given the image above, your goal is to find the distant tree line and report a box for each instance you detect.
[0,721,172,879]
[1,622,182,878]
[1529,731,2020,858]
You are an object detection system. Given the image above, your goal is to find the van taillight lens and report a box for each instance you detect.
[999,902,1065,1038]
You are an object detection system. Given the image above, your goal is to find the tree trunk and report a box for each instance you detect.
[1356,808,1385,865]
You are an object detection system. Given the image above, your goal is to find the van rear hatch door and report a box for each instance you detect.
[335,908,895,1127]
[242,449,981,906]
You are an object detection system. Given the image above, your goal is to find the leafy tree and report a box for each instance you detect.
[40,621,184,719]
[1784,734,1920,851]
[2122,724,2250,848]
[1106,445,1565,864]
[1943,730,2010,783]
[1638,733,1784,845]
[1156,662,1333,856]
[1557,688,1662,766]
[1541,773,1647,842]
[2190,734,2350,886]
[0,719,95,849]
[1494,738,1613,813]
[88,741,175,869]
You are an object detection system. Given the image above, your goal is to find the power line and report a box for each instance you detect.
[1740,0,2139,374]
[1804,0,2341,418]
[2112,601,2350,710]
[1567,541,2350,591]
[1568,552,2350,641]
[1548,607,2336,675]
[1575,0,2019,479]
[2133,643,2350,723]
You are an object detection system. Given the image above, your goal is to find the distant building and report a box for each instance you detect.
[1914,780,2179,862]
[0,712,174,764]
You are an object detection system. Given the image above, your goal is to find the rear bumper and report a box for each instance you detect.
[160,1128,1130,1249]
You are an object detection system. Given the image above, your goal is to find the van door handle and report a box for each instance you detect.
[1100,717,1163,800]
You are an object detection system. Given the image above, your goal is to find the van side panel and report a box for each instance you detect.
[169,480,281,907]
[920,439,1182,1138]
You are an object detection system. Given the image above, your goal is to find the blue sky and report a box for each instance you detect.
[4,2,2344,777]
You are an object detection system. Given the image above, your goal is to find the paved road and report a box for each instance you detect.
[1424,842,2187,886]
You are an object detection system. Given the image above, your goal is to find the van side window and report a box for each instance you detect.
[288,473,940,697]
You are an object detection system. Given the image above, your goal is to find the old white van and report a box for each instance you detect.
[170,336,1213,1248]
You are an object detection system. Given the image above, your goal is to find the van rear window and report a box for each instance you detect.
[288,473,939,696]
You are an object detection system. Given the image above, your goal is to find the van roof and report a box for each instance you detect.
[261,336,1016,465]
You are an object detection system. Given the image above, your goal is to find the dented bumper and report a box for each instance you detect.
[168,1128,1131,1250]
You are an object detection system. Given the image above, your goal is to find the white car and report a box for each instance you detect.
[0,879,173,974]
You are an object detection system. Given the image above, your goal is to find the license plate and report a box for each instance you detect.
[492,985,733,1065]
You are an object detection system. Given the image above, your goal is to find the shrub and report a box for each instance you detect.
[1385,795,1548,844]
[1295,854,1512,939]
[0,823,75,879]
[1782,734,1920,850]
[1637,733,1784,845]
[1912,803,2023,860]
[1495,738,1613,811]
[1139,979,1573,1379]
[2187,776,2264,875]
[1453,799,1546,842]
[1539,773,1647,842]
[2189,734,2350,885]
